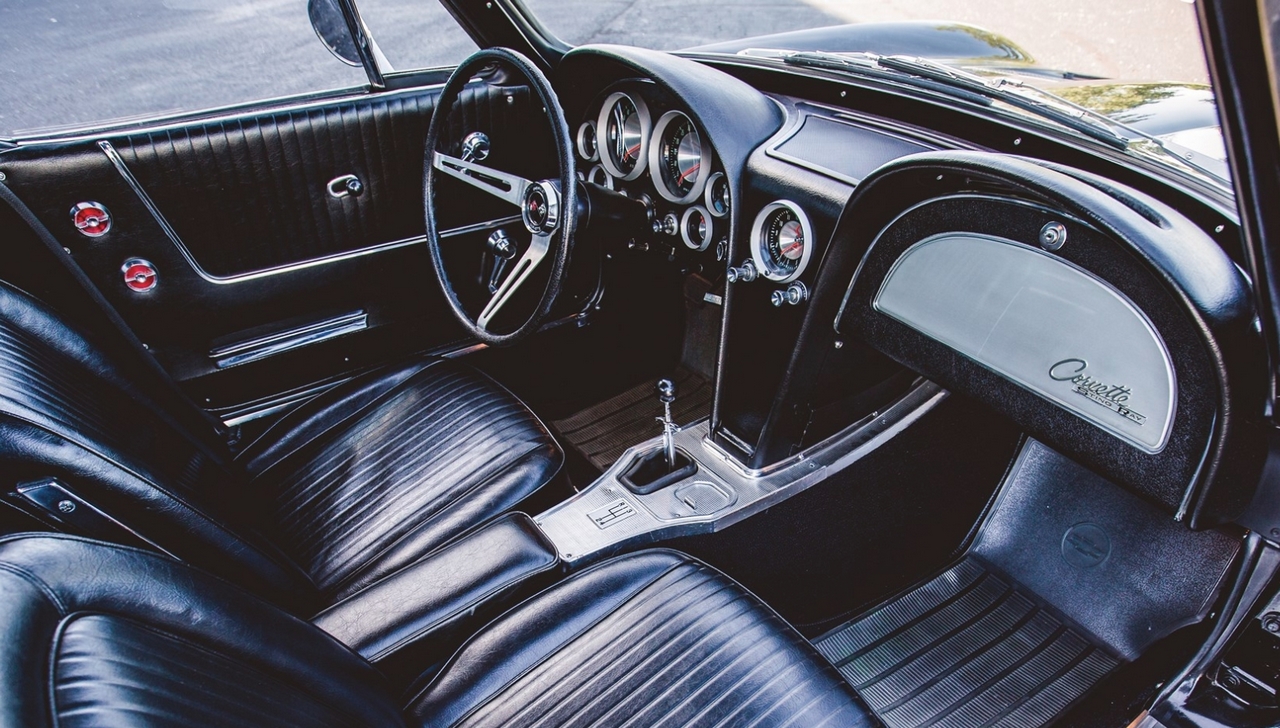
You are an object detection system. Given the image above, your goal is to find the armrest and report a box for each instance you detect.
[312,512,562,687]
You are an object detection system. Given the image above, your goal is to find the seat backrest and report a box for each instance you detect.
[0,282,315,607]
[0,534,403,727]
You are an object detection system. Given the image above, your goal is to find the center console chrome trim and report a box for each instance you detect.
[536,380,947,563]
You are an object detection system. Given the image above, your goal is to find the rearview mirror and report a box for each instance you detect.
[308,0,361,67]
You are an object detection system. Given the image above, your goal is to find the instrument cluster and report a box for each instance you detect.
[576,86,728,258]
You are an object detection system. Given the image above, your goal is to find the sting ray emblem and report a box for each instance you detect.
[1049,359,1147,426]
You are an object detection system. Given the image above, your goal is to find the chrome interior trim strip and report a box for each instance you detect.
[98,138,516,285]
[536,380,947,563]
[18,85,443,146]
[211,310,368,369]
[219,376,352,428]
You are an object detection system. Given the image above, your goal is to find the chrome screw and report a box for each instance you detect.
[1039,221,1068,251]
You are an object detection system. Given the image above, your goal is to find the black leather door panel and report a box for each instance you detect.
[0,83,535,419]
[113,90,435,277]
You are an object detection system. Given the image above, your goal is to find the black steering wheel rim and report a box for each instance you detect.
[423,47,577,347]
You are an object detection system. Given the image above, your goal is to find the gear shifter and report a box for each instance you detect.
[619,377,698,494]
[656,378,678,469]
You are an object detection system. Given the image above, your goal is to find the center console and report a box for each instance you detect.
[535,377,947,565]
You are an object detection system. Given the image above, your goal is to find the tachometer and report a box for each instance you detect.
[751,201,814,283]
[648,110,708,204]
[597,91,651,181]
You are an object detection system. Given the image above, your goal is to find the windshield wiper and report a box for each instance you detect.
[783,51,1130,151]
[782,51,994,108]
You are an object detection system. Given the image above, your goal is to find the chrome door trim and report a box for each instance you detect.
[99,139,517,285]
[210,310,368,369]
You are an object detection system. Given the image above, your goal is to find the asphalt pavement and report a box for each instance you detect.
[0,0,1207,137]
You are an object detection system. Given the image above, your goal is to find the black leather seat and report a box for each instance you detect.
[0,534,876,727]
[0,281,561,611]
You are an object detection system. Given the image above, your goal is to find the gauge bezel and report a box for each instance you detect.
[680,205,714,251]
[596,91,651,182]
[751,200,814,283]
[648,110,710,204]
[585,164,614,190]
[704,171,729,218]
[576,120,599,162]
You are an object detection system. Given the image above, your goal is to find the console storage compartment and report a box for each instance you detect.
[312,512,562,687]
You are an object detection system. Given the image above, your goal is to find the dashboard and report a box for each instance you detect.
[552,45,1254,521]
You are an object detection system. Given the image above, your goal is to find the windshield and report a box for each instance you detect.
[522,0,1225,185]
[522,0,1207,85]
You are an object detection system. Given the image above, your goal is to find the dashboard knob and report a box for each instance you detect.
[726,259,757,283]
[654,212,679,237]
[771,281,809,306]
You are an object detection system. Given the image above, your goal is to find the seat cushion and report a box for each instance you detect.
[0,534,404,728]
[238,358,562,602]
[409,549,877,728]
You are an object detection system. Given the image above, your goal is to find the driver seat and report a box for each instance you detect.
[0,280,562,613]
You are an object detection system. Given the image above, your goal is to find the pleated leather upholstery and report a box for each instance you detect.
[410,550,877,728]
[241,358,563,601]
[112,83,530,278]
[114,90,437,277]
[0,281,561,612]
[0,535,405,728]
[2,536,877,728]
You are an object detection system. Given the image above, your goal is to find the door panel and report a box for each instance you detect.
[0,83,535,420]
[111,90,435,277]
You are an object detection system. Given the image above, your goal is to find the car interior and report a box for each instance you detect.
[0,4,1275,727]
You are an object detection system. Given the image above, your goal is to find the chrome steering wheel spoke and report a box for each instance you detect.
[433,151,532,207]
[477,232,551,332]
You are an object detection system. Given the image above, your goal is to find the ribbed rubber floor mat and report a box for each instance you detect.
[551,368,711,471]
[815,559,1119,728]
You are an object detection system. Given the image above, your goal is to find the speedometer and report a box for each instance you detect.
[648,110,708,204]
[596,91,651,181]
[751,201,814,283]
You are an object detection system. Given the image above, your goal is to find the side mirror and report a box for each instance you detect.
[308,0,361,67]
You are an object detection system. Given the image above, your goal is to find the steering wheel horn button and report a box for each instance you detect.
[522,180,561,235]
[71,201,112,237]
[121,258,158,292]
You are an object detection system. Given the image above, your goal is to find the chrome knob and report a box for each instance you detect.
[461,131,491,163]
[726,259,757,283]
[654,212,679,236]
[486,229,517,260]
[771,281,809,307]
[657,378,677,403]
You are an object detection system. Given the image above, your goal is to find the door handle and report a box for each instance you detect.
[328,174,364,198]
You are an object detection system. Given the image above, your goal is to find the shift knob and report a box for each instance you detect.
[657,378,677,404]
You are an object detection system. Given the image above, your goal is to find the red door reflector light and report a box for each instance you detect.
[121,258,157,292]
[71,202,111,237]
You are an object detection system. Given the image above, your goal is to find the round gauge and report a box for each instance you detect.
[648,110,709,204]
[680,205,713,251]
[751,200,814,283]
[576,120,599,162]
[586,164,614,190]
[704,171,730,218]
[596,91,651,181]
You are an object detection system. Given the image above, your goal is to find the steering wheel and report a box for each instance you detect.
[423,48,578,347]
